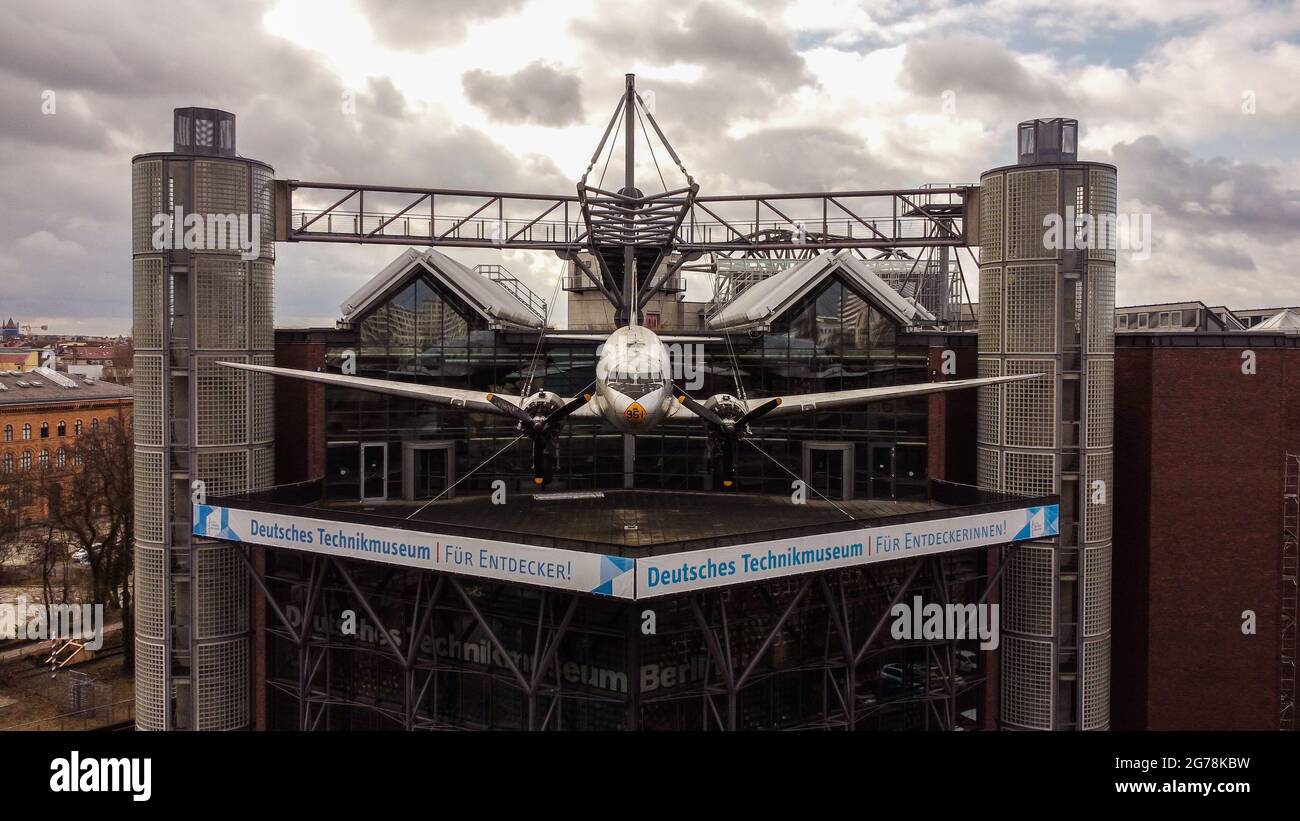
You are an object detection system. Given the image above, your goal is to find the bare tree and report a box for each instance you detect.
[110,338,134,385]
[41,406,134,672]
[0,470,24,584]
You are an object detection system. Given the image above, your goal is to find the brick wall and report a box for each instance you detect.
[0,399,133,521]
[272,340,326,485]
[1114,341,1300,730]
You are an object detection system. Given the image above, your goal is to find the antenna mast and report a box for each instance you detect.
[622,73,637,326]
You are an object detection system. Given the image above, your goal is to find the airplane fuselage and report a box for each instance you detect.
[591,324,675,433]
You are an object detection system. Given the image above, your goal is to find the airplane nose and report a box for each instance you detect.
[623,401,647,425]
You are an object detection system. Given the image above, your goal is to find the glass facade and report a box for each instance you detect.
[262,549,991,731]
[317,270,932,502]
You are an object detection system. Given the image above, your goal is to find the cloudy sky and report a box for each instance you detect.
[1,0,1298,335]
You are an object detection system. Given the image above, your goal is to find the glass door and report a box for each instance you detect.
[360,442,387,501]
[809,448,843,501]
[413,446,450,499]
[869,444,896,500]
[802,442,853,500]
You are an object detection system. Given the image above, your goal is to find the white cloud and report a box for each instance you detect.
[0,0,1298,334]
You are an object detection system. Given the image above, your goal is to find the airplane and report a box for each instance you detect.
[220,322,1036,488]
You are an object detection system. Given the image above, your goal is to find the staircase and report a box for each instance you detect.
[476,264,548,321]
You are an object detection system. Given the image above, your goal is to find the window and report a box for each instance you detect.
[55,448,66,468]
[1116,314,1128,329]
[40,421,49,438]
[1170,310,1183,326]
[1,453,11,473]
[1137,313,1149,329]
[1019,124,1035,155]
[3,425,10,442]
[90,418,99,432]
[74,419,83,435]
[1062,122,1077,155]
[38,448,48,468]
[57,420,66,436]
[22,423,31,440]
[643,312,660,330]
[72,449,82,466]
[19,451,31,471]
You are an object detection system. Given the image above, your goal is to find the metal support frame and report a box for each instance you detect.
[253,539,1012,730]
[255,552,590,730]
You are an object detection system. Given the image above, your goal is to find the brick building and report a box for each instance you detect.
[0,367,133,523]
[1111,332,1299,730]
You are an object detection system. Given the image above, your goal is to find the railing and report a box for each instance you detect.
[280,181,970,253]
[562,274,683,293]
[0,698,135,731]
[475,264,548,320]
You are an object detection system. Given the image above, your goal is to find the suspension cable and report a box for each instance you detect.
[596,113,620,192]
[721,331,747,403]
[523,272,564,397]
[405,434,525,520]
[634,102,669,193]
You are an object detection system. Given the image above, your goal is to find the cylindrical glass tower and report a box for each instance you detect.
[977,118,1115,730]
[132,108,275,730]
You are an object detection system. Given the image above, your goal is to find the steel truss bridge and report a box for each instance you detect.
[272,74,976,323]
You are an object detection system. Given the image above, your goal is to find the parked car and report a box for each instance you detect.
[878,662,924,698]
[956,650,978,673]
[70,542,103,565]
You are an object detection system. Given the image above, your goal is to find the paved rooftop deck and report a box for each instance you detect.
[317,490,946,552]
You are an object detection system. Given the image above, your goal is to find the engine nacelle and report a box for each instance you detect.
[703,394,746,425]
[521,389,564,421]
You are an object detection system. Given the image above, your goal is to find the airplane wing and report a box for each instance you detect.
[661,373,1040,423]
[219,361,530,417]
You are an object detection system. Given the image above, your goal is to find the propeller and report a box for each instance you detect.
[486,393,535,426]
[674,388,782,489]
[736,397,782,428]
[673,389,724,426]
[487,391,591,485]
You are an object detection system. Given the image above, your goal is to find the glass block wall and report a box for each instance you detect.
[132,116,274,730]
[977,157,1116,730]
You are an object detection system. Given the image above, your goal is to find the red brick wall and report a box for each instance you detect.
[0,399,133,521]
[1114,344,1298,730]
[1112,346,1152,729]
[926,342,978,485]
[273,341,327,484]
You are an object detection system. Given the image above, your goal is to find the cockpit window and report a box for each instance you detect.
[607,379,664,398]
